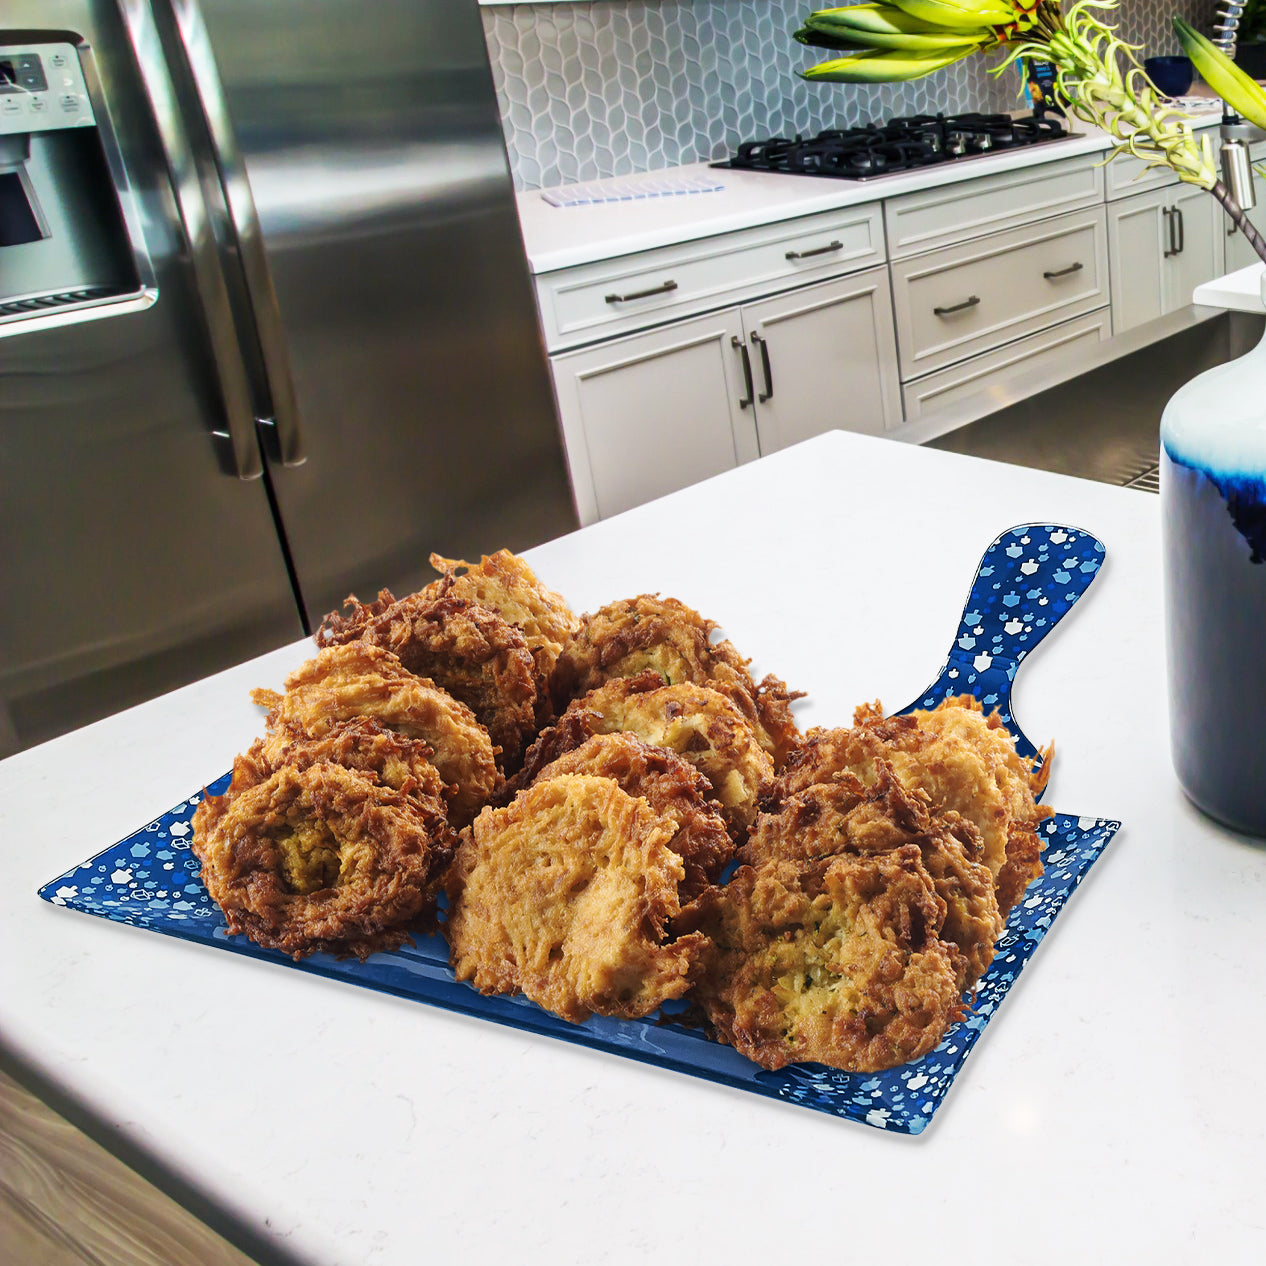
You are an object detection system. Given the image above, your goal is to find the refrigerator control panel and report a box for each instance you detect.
[1,43,95,137]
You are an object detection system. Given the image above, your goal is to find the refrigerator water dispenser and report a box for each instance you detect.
[0,41,147,325]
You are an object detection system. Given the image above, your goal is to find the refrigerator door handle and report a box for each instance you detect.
[167,0,306,469]
[116,0,263,482]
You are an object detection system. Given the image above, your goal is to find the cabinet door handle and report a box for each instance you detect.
[1163,206,1178,257]
[1175,205,1185,255]
[786,239,844,261]
[933,295,981,317]
[731,335,755,409]
[1043,261,1084,280]
[604,280,678,303]
[751,331,774,402]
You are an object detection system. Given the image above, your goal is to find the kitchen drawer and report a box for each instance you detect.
[902,309,1110,423]
[891,207,1109,379]
[1104,151,1180,199]
[885,153,1103,258]
[534,203,885,352]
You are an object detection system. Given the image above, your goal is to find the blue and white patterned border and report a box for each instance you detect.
[37,786,1118,1135]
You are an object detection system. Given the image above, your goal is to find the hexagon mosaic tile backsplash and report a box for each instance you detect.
[482,0,1223,191]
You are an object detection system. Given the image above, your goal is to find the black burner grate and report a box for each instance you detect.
[716,112,1071,180]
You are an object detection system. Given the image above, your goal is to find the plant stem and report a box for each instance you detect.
[1209,181,1266,266]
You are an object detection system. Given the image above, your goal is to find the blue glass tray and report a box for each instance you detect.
[38,524,1120,1135]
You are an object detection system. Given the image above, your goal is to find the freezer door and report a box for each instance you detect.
[178,0,578,626]
[0,1,304,758]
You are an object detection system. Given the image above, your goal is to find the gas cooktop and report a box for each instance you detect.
[714,112,1071,180]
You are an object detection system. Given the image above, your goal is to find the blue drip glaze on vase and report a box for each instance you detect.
[1160,289,1266,838]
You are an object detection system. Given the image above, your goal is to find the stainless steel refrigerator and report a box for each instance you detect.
[0,0,577,758]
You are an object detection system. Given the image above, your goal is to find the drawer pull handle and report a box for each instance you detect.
[1043,261,1085,280]
[604,280,678,304]
[933,295,981,317]
[786,239,844,261]
[751,330,774,402]
[731,335,755,409]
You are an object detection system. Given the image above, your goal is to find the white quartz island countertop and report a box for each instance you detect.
[4,432,1266,1265]
[1193,260,1266,311]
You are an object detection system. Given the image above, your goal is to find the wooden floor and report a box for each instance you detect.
[0,1068,259,1266]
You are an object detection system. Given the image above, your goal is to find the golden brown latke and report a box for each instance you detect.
[679,847,965,1072]
[254,715,449,808]
[528,732,733,903]
[445,773,708,1023]
[770,695,1051,917]
[548,594,802,768]
[314,585,537,772]
[251,643,499,826]
[742,767,1002,986]
[427,550,579,719]
[510,671,773,839]
[192,759,450,961]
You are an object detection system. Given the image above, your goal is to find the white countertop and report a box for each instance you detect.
[516,105,1224,274]
[1193,260,1266,311]
[5,430,1265,1265]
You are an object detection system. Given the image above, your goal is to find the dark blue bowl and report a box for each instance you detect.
[1144,55,1194,98]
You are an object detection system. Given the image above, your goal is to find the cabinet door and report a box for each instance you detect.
[741,267,901,453]
[1107,188,1167,334]
[548,309,759,524]
[1163,182,1225,311]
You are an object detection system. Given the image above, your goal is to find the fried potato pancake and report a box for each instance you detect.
[528,732,733,903]
[743,767,1002,986]
[314,585,538,772]
[255,715,449,808]
[681,847,964,1072]
[427,550,580,716]
[251,643,499,826]
[511,671,773,838]
[192,759,450,961]
[550,595,802,768]
[771,695,1051,917]
[446,774,707,1023]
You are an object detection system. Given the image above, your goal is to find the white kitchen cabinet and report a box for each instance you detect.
[902,309,1111,423]
[549,268,900,524]
[885,153,1104,258]
[534,203,886,352]
[891,206,1109,380]
[1107,179,1224,333]
[548,308,758,524]
[740,267,900,454]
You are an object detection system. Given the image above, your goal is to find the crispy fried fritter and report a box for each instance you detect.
[254,715,449,807]
[511,671,773,838]
[192,759,450,961]
[549,595,801,768]
[743,767,1002,986]
[251,643,499,826]
[445,774,707,1023]
[771,695,1051,917]
[427,550,579,718]
[681,847,964,1072]
[315,584,537,772]
[529,733,732,903]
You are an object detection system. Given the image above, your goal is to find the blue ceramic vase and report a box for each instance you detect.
[1160,276,1266,837]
